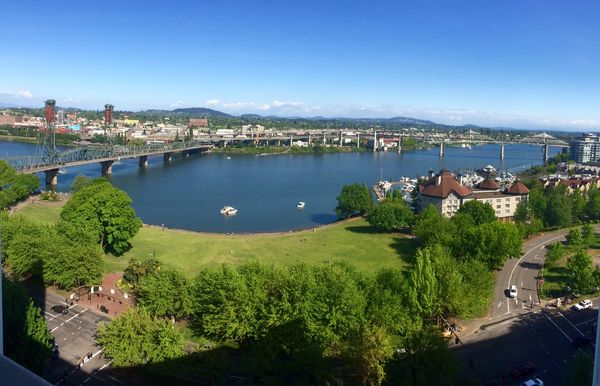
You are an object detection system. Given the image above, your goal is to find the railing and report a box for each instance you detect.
[4,140,212,172]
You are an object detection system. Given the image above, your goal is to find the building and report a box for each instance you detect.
[417,169,529,220]
[570,133,600,164]
[0,115,20,126]
[189,118,208,128]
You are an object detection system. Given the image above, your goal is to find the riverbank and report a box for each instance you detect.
[210,144,368,155]
[14,200,415,276]
[0,134,80,147]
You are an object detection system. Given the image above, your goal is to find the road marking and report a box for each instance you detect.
[497,301,502,308]
[507,234,566,313]
[50,326,58,333]
[575,317,598,327]
[558,312,586,336]
[65,308,86,323]
[92,348,104,359]
[544,313,573,342]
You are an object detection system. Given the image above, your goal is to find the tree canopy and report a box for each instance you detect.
[0,160,39,208]
[60,178,142,255]
[456,200,495,225]
[335,182,374,218]
[367,196,414,231]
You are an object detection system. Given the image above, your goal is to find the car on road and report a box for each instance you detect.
[572,299,592,311]
[573,335,594,347]
[509,285,518,298]
[521,378,544,386]
[511,362,536,379]
[51,305,69,315]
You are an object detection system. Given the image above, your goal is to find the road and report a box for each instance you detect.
[454,228,598,386]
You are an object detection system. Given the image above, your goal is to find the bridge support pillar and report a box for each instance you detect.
[500,143,505,160]
[323,133,326,145]
[163,152,172,162]
[308,133,311,146]
[356,133,360,148]
[543,143,549,165]
[397,137,402,154]
[289,134,293,146]
[373,131,377,152]
[439,141,444,158]
[101,160,114,175]
[339,130,343,147]
[45,169,59,186]
[139,155,148,167]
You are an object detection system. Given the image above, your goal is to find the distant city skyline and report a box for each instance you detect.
[1,1,599,130]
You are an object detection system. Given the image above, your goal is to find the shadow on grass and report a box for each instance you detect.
[390,237,418,264]
[542,266,571,299]
[345,224,381,234]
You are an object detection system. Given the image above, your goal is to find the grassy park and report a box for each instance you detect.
[16,200,414,276]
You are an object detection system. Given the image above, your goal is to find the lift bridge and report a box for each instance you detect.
[6,140,213,185]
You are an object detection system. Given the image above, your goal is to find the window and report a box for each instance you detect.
[505,209,510,213]
[496,198,501,202]
[505,204,510,208]
[496,204,501,209]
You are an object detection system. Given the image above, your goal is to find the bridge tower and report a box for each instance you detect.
[439,141,444,158]
[500,143,505,160]
[42,99,60,186]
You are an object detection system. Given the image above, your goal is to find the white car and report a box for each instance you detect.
[509,285,518,298]
[573,299,592,311]
[521,378,544,386]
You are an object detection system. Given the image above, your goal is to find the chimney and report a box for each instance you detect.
[436,174,442,186]
[428,169,435,178]
[458,174,463,185]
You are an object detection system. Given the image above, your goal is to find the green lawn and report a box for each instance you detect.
[15,202,63,224]
[16,201,414,277]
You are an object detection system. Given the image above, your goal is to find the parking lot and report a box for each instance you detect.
[454,305,597,386]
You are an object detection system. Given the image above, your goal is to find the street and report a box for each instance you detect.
[454,228,598,385]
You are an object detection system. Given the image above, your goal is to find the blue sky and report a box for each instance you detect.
[1,1,599,130]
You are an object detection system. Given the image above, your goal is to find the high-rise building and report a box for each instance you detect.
[570,133,600,164]
[57,110,64,125]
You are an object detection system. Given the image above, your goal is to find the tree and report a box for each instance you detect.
[60,178,142,255]
[412,205,455,248]
[2,276,53,374]
[97,307,184,367]
[406,247,438,318]
[5,222,55,279]
[544,187,571,228]
[336,183,374,218]
[528,188,547,221]
[461,221,523,270]
[343,326,393,386]
[137,269,193,320]
[570,190,586,223]
[71,175,92,192]
[545,242,564,267]
[566,250,595,294]
[566,228,583,246]
[585,187,600,220]
[367,198,414,231]
[456,200,495,225]
[582,223,594,242]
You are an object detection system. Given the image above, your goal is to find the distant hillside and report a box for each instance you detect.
[171,107,232,118]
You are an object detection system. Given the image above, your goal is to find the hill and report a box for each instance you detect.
[171,107,232,118]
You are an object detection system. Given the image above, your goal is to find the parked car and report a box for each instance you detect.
[51,305,69,315]
[511,362,536,379]
[521,378,544,386]
[573,336,594,347]
[572,299,592,311]
[509,285,518,298]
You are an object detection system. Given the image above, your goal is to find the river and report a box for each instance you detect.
[0,141,560,233]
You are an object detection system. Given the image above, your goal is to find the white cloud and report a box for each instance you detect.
[63,96,80,103]
[15,90,32,99]
[205,99,220,106]
[170,100,184,108]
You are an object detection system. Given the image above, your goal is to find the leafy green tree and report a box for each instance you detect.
[393,327,459,386]
[585,187,600,220]
[528,187,547,221]
[137,269,193,320]
[570,190,586,223]
[412,205,455,248]
[566,228,582,246]
[71,175,92,192]
[567,250,595,294]
[407,247,438,318]
[343,326,393,386]
[60,178,142,255]
[461,221,523,270]
[5,222,55,279]
[97,307,184,367]
[43,224,104,289]
[335,182,374,218]
[582,223,594,243]
[456,200,495,225]
[367,198,414,231]
[544,187,571,228]
[2,276,53,374]
[545,242,564,267]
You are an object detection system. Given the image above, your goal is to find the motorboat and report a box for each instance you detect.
[297,201,305,209]
[220,206,238,216]
[226,156,231,159]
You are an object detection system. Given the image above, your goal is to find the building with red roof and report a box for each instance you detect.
[417,169,529,220]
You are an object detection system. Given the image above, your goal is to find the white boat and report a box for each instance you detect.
[220,206,238,216]
[297,201,305,209]
[226,156,231,159]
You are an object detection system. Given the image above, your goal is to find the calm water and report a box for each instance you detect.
[0,141,560,233]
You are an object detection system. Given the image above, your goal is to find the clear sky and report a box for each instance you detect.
[1,1,599,130]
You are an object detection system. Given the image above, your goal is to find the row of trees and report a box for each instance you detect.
[99,259,460,385]
[0,160,39,209]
